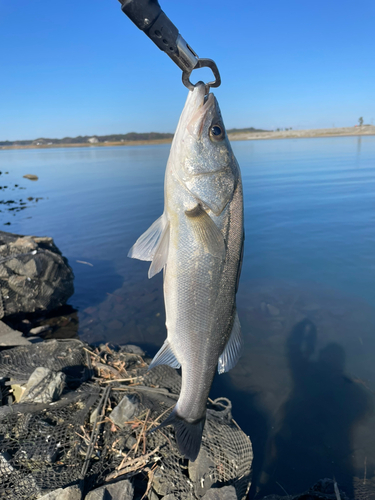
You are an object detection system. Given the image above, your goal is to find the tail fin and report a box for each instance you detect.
[153,408,206,462]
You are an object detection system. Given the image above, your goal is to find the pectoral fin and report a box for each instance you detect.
[218,310,242,374]
[148,221,170,278]
[149,340,181,370]
[128,213,170,278]
[185,204,225,259]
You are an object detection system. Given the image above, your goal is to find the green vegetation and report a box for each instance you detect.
[0,132,173,147]
[0,127,271,147]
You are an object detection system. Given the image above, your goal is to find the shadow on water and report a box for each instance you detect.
[259,319,373,498]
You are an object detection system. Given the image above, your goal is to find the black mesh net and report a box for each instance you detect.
[0,341,253,499]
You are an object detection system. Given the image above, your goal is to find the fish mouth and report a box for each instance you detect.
[187,91,215,138]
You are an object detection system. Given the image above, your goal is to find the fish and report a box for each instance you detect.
[128,82,244,461]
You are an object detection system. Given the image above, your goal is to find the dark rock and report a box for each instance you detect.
[84,479,134,500]
[0,231,74,317]
[189,449,216,496]
[0,320,31,345]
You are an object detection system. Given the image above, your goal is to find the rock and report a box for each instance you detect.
[0,451,14,475]
[38,485,82,500]
[110,395,139,428]
[20,367,66,403]
[108,319,123,330]
[0,231,74,317]
[202,486,238,500]
[11,382,26,402]
[84,479,134,500]
[0,320,31,345]
[23,174,38,181]
[152,469,174,496]
[188,449,216,496]
[162,496,177,500]
[148,491,159,500]
[90,407,99,424]
[266,304,280,316]
[29,325,51,335]
[120,344,145,356]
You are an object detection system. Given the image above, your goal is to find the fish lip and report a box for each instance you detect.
[188,92,215,138]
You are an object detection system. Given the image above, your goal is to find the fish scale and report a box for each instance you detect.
[128,82,244,461]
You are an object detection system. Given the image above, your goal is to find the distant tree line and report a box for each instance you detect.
[0,127,272,147]
[0,132,174,147]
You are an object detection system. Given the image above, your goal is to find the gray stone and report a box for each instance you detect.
[90,407,99,424]
[162,496,177,500]
[120,344,145,356]
[37,485,81,500]
[148,490,159,500]
[0,320,31,346]
[0,231,74,318]
[201,486,238,500]
[110,395,139,428]
[29,325,51,335]
[84,479,134,500]
[20,367,66,403]
[152,469,175,496]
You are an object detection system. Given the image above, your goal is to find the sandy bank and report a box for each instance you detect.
[228,124,375,142]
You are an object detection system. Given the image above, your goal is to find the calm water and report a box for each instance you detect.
[1,136,375,498]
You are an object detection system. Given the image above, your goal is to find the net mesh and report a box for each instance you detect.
[0,341,253,499]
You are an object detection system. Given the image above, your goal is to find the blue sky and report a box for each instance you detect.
[1,0,374,140]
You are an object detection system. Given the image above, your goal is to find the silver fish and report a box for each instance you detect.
[128,82,244,461]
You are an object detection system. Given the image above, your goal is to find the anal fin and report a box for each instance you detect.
[218,310,242,374]
[149,340,181,370]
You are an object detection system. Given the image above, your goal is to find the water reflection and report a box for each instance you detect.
[261,318,372,497]
[357,135,362,156]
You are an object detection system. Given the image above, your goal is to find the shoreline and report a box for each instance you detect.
[1,126,374,150]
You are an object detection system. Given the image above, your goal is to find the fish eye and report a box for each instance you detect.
[209,124,224,141]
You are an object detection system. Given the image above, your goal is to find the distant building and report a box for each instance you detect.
[88,137,99,144]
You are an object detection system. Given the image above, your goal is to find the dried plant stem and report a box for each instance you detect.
[104,446,160,482]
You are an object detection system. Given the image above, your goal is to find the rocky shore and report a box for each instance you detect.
[0,231,361,500]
